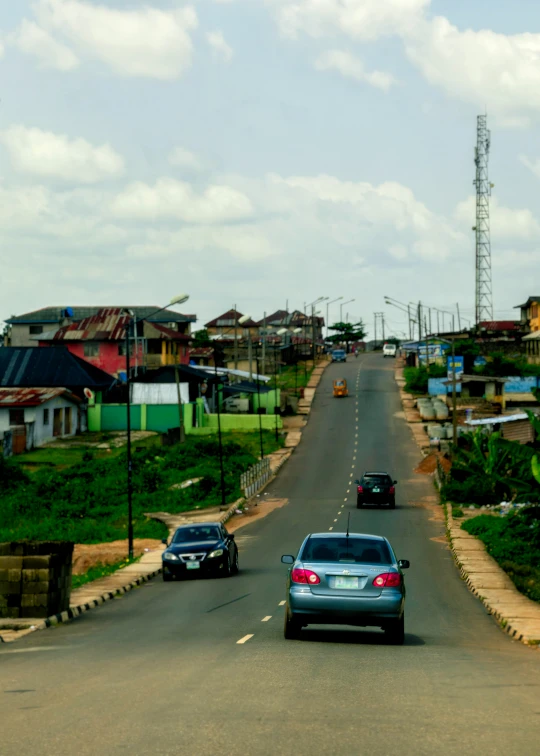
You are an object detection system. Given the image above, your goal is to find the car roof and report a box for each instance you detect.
[175,522,221,529]
[307,532,386,541]
[363,471,391,476]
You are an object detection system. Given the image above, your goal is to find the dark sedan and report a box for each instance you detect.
[356,472,397,509]
[162,523,239,581]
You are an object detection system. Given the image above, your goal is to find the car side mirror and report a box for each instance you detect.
[398,559,410,569]
[393,480,398,485]
[161,539,168,545]
[281,555,295,564]
[354,479,360,485]
[229,533,235,540]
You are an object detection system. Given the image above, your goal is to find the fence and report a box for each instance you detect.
[240,458,271,498]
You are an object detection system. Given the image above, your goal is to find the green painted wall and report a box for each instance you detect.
[88,404,101,432]
[101,404,141,431]
[204,413,282,431]
[252,388,280,413]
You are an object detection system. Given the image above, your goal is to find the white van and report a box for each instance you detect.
[383,343,397,358]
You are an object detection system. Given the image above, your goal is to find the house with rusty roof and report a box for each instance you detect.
[0,387,82,455]
[204,309,260,341]
[33,307,191,378]
[4,305,196,348]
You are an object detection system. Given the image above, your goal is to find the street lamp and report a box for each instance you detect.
[326,296,343,340]
[124,293,189,559]
[340,299,355,322]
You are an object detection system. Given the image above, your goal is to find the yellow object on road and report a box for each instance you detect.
[333,379,348,398]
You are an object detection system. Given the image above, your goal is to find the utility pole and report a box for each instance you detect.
[261,312,266,374]
[234,303,238,371]
[451,337,458,446]
[474,114,494,324]
[408,304,413,340]
[456,303,461,331]
[374,313,378,347]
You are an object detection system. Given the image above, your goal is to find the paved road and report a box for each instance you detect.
[2,355,539,755]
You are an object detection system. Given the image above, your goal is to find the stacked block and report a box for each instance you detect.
[0,541,73,619]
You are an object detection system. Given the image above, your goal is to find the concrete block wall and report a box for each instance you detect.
[0,541,73,619]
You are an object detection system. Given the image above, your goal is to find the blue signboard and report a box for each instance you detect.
[447,356,464,380]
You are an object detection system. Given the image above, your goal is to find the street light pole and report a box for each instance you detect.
[213,361,227,510]
[326,296,343,340]
[125,316,134,560]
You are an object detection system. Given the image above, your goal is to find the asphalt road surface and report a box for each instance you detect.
[2,354,539,756]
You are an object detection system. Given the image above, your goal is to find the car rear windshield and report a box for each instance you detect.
[173,526,220,543]
[300,537,391,564]
[362,474,392,488]
[333,350,345,355]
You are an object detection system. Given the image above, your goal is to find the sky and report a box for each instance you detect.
[1,0,540,338]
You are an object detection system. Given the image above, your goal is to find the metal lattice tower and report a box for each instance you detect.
[474,115,494,324]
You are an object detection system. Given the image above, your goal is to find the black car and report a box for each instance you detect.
[356,472,397,509]
[162,523,239,581]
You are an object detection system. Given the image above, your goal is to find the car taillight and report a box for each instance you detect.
[357,485,363,493]
[291,568,321,585]
[389,486,395,494]
[372,573,402,588]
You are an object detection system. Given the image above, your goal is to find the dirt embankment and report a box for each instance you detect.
[414,453,451,476]
[72,539,162,574]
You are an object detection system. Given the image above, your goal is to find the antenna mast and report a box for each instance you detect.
[474,114,494,324]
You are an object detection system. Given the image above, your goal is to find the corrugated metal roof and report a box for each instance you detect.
[205,309,259,328]
[0,347,114,389]
[465,413,529,426]
[6,306,195,324]
[0,387,80,407]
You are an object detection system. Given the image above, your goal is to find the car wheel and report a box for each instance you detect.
[284,610,301,640]
[389,498,396,509]
[385,614,405,645]
[232,548,239,575]
[357,499,363,509]
[221,552,232,578]
[163,571,173,582]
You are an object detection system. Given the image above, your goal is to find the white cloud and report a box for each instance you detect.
[110,178,253,224]
[29,0,198,79]
[405,17,540,126]
[455,195,540,241]
[168,147,204,172]
[270,0,430,41]
[519,154,540,180]
[11,19,79,71]
[314,50,395,90]
[206,30,234,63]
[0,125,125,183]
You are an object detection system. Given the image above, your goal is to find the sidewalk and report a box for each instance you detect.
[395,363,540,646]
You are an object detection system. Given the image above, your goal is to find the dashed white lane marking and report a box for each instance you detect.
[347,488,350,493]
[262,616,272,622]
[334,519,338,522]
[329,527,333,531]
[344,497,348,501]
[237,634,254,644]
[350,473,353,477]
[351,464,355,468]
[279,600,286,606]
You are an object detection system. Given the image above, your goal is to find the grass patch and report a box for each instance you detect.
[462,507,540,604]
[71,555,141,590]
[0,431,283,545]
[276,364,315,395]
[452,507,464,518]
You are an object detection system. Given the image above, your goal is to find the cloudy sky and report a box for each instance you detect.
[1,0,540,337]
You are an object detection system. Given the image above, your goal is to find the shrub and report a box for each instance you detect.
[0,456,29,491]
[452,507,464,518]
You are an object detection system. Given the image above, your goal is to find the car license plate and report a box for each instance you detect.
[334,576,359,589]
[373,487,380,493]
[186,562,200,570]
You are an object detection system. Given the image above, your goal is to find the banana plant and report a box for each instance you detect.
[533,455,540,485]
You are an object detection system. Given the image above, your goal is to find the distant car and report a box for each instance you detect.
[383,344,397,358]
[162,523,239,580]
[281,532,409,643]
[332,349,346,362]
[356,472,397,509]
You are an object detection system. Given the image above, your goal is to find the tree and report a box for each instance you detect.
[328,321,367,353]
[192,329,212,348]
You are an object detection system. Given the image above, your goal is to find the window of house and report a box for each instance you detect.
[118,342,134,356]
[43,408,50,425]
[9,409,25,425]
[532,305,538,319]
[29,325,43,334]
[84,342,100,357]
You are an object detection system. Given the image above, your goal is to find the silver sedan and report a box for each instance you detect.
[281,532,410,644]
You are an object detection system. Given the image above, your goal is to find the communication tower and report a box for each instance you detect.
[473,115,494,324]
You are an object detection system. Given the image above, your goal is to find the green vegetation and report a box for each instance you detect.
[441,430,538,506]
[403,363,448,394]
[327,321,367,350]
[276,363,314,394]
[462,508,540,604]
[71,556,141,590]
[0,432,282,545]
[451,507,464,518]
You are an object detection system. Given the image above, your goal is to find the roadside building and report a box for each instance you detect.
[205,309,260,341]
[465,413,537,445]
[35,308,191,378]
[4,305,195,348]
[0,346,114,399]
[0,388,82,455]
